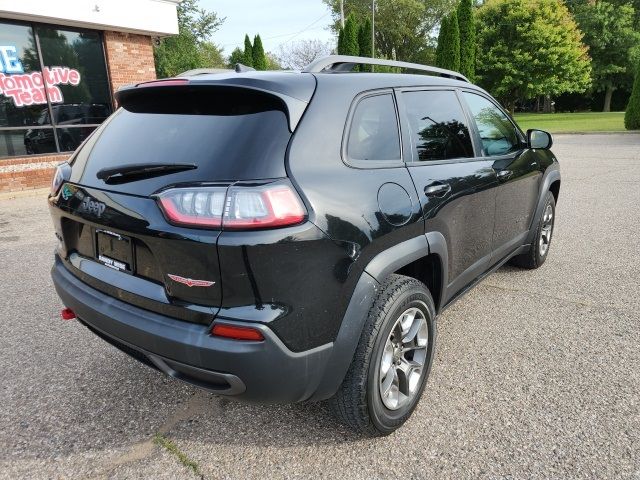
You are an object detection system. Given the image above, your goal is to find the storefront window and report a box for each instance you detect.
[0,23,44,129]
[0,20,112,157]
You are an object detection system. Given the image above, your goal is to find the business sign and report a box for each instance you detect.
[0,45,82,107]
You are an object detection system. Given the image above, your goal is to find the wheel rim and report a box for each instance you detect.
[539,203,554,256]
[378,306,429,411]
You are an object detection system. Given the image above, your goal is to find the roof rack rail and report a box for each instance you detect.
[177,68,233,77]
[302,55,469,83]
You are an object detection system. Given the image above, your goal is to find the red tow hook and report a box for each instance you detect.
[61,308,76,320]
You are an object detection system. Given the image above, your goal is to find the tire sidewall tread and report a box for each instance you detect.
[329,274,436,436]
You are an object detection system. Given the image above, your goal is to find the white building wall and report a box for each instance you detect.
[0,0,181,36]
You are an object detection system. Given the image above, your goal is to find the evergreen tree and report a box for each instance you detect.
[342,14,360,56]
[625,60,640,129]
[438,12,460,71]
[358,18,373,58]
[435,15,448,68]
[337,26,345,54]
[252,34,268,70]
[243,35,253,67]
[457,0,475,81]
[358,17,373,71]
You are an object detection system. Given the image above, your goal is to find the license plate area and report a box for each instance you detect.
[96,229,133,273]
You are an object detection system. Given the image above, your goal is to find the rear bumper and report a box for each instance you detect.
[51,255,333,403]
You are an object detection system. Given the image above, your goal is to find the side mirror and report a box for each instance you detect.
[527,129,553,150]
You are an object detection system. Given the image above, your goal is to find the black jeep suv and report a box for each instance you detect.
[49,55,560,435]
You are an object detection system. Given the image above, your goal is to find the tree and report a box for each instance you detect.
[325,0,454,64]
[435,15,446,67]
[199,42,225,69]
[571,1,640,112]
[436,11,460,71]
[457,0,476,81]
[228,47,244,68]
[277,39,334,70]
[266,52,282,70]
[252,34,268,70]
[625,60,640,129]
[243,35,254,67]
[337,25,345,55]
[476,0,591,113]
[153,0,225,77]
[358,18,373,58]
[338,14,360,56]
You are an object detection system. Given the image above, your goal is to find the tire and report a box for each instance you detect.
[329,274,436,436]
[511,191,556,269]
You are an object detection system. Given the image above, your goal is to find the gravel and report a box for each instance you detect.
[0,134,638,479]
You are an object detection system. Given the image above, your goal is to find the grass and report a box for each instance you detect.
[513,111,626,133]
[153,433,202,477]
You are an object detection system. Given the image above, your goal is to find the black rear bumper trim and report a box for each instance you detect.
[52,255,334,403]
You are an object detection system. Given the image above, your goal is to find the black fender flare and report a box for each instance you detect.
[308,234,447,401]
[526,166,561,245]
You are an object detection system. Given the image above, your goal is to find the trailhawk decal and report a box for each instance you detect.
[167,274,216,288]
[0,46,82,107]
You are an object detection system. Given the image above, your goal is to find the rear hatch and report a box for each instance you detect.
[51,75,314,323]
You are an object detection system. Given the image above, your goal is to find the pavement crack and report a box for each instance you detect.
[154,433,204,479]
[158,390,211,435]
[88,392,211,479]
[88,439,156,480]
[482,282,594,308]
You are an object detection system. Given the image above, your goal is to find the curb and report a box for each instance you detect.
[551,131,640,135]
[0,187,49,201]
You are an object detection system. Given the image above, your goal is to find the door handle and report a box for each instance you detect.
[424,182,451,198]
[497,170,513,181]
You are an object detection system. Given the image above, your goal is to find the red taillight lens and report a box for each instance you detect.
[223,183,306,229]
[61,308,76,320]
[155,181,306,230]
[157,187,226,227]
[211,323,264,341]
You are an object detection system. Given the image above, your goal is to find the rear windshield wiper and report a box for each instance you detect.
[96,163,197,185]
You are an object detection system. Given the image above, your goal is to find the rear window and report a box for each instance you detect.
[70,87,291,194]
[347,93,401,163]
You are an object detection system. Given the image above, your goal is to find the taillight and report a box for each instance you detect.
[51,162,70,196]
[155,180,306,230]
[157,187,226,227]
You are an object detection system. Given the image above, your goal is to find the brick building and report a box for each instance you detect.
[0,0,181,192]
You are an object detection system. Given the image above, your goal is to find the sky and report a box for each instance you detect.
[198,0,336,56]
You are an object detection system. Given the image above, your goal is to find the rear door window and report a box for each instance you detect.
[347,93,401,163]
[402,90,474,162]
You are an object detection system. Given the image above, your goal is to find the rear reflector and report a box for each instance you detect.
[211,323,265,341]
[61,308,76,320]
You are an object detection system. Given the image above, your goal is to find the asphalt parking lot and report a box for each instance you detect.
[1,133,639,479]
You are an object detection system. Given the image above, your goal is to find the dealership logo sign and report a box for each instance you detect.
[0,45,82,107]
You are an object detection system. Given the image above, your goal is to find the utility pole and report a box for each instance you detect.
[340,0,345,28]
[371,0,375,58]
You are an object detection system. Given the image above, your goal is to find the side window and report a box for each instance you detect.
[347,94,401,162]
[462,92,520,156]
[402,90,474,162]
